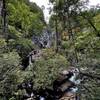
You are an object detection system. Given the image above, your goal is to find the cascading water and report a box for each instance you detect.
[32,28,52,48]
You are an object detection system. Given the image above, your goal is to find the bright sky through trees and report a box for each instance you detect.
[30,0,100,22]
[30,0,53,23]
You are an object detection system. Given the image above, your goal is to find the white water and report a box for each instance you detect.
[40,96,45,100]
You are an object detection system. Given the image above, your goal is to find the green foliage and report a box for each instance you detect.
[49,0,100,99]
[75,32,91,50]
[0,51,20,98]
[8,25,22,39]
[8,38,35,57]
[0,48,68,99]
[42,48,55,59]
[61,41,71,50]
[0,38,7,49]
[7,0,45,38]
[0,0,99,99]
[0,38,7,53]
[94,14,100,31]
[32,49,68,89]
[7,49,68,90]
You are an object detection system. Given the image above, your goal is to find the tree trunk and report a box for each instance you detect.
[66,6,78,66]
[2,0,7,33]
[55,17,59,53]
[55,3,59,53]
[0,0,3,32]
[0,0,3,16]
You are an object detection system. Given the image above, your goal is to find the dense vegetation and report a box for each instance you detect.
[0,0,100,100]
[49,0,100,99]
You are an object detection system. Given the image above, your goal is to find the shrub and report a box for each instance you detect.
[0,38,7,53]
[8,38,35,58]
[30,49,69,89]
[8,25,22,39]
[0,51,20,99]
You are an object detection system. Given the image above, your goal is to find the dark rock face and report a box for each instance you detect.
[21,49,42,70]
[18,68,80,100]
[17,80,36,100]
[53,68,80,100]
[21,56,30,70]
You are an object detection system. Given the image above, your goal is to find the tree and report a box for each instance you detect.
[49,0,100,99]
[0,51,20,99]
[49,0,86,65]
[7,0,45,38]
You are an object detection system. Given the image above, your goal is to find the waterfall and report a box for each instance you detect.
[40,96,45,100]
[32,29,52,48]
